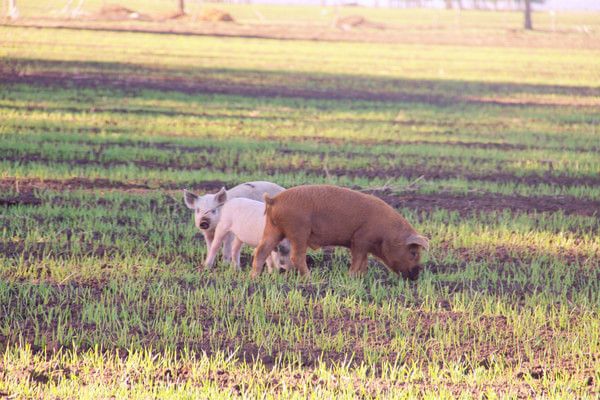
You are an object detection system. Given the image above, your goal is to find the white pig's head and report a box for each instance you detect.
[270,239,293,272]
[183,187,227,232]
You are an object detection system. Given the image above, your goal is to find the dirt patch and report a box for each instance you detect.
[3,153,599,190]
[0,71,454,106]
[0,193,42,207]
[92,4,151,21]
[334,15,385,31]
[372,191,600,218]
[158,11,185,21]
[274,136,597,154]
[0,177,153,191]
[22,134,597,157]
[0,177,227,194]
[6,18,600,50]
[4,278,587,397]
[1,177,598,218]
[5,70,599,109]
[197,8,234,23]
[427,244,600,275]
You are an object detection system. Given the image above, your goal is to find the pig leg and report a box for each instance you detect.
[230,236,243,271]
[289,241,310,278]
[265,254,275,274]
[204,225,230,269]
[221,233,234,262]
[251,232,282,279]
[201,230,214,269]
[202,230,214,252]
[348,244,369,277]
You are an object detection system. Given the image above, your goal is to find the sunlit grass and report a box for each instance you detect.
[0,15,599,398]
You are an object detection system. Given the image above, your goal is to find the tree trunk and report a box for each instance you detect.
[524,0,532,30]
[177,0,185,15]
[8,0,19,19]
[445,0,453,9]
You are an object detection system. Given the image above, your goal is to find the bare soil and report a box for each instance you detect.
[2,177,598,218]
[1,265,594,396]
[5,126,595,154]
[372,191,600,217]
[3,70,599,108]
[2,178,597,395]
[196,9,234,23]
[92,4,152,21]
[5,17,600,50]
[2,152,599,191]
[334,15,386,30]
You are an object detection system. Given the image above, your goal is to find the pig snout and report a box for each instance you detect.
[401,265,421,281]
[199,218,210,230]
[278,259,289,272]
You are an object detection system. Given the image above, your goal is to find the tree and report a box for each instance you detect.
[7,0,19,19]
[177,0,185,15]
[524,0,532,30]
[519,0,547,30]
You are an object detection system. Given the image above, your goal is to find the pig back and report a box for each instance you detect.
[271,185,398,247]
[227,181,285,202]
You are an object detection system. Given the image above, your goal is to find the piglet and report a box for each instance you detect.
[184,181,284,264]
[203,197,292,273]
[252,185,429,280]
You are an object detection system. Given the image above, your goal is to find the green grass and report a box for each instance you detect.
[0,12,599,398]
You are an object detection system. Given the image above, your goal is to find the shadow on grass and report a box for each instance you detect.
[2,57,599,107]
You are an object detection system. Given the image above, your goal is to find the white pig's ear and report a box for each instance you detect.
[406,234,429,251]
[215,187,227,204]
[183,189,198,209]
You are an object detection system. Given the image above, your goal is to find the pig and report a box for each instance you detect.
[203,197,292,273]
[183,181,285,264]
[251,184,429,280]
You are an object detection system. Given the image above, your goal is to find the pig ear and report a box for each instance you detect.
[215,187,227,204]
[183,189,198,209]
[264,193,275,206]
[406,234,429,251]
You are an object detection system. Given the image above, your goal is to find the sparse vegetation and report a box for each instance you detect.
[0,7,599,398]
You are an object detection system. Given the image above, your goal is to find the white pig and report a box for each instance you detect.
[183,181,285,264]
[203,197,292,272]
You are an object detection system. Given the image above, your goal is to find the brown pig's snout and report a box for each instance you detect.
[199,218,210,229]
[402,265,422,281]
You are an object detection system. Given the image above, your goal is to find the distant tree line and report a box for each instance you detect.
[389,0,541,29]
[390,0,542,11]
[3,0,540,31]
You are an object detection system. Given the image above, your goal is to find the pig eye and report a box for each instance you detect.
[211,210,216,214]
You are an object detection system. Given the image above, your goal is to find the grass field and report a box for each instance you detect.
[1,6,600,398]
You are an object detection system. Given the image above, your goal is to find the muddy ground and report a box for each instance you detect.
[2,176,599,218]
[2,152,598,190]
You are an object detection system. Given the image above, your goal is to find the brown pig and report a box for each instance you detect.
[251,185,429,280]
